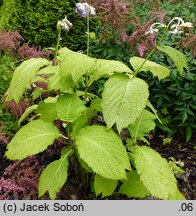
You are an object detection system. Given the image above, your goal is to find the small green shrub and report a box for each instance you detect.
[140,60,196,142]
[4,14,191,200]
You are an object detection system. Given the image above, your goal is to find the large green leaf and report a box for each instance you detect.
[71,98,101,138]
[158,45,188,75]
[168,188,185,200]
[37,65,65,91]
[102,74,149,133]
[132,146,180,200]
[5,119,61,160]
[127,109,156,142]
[94,174,118,197]
[56,94,86,122]
[59,48,133,86]
[38,148,72,199]
[36,102,57,122]
[89,59,133,83]
[119,171,151,198]
[58,47,96,84]
[130,57,170,80]
[75,125,131,180]
[6,58,50,103]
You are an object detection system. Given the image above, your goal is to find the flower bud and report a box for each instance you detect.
[57,16,73,32]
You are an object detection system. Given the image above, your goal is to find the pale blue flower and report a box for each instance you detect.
[75,2,96,18]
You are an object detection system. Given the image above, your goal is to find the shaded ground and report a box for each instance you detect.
[0,133,195,200]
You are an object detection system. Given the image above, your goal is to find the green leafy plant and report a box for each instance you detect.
[0,53,15,96]
[4,14,191,200]
[148,68,196,142]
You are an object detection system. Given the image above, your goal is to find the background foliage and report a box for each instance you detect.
[0,0,99,51]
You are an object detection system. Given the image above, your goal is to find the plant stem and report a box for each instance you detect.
[134,27,168,77]
[60,134,69,140]
[86,12,90,57]
[84,13,90,101]
[54,28,61,66]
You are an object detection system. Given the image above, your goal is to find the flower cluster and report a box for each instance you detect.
[75,2,96,18]
[145,22,166,35]
[146,17,193,36]
[0,31,23,52]
[0,177,25,193]
[169,18,193,34]
[18,43,53,59]
[0,156,43,200]
[57,16,73,32]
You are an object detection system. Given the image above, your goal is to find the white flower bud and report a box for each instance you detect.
[57,16,73,32]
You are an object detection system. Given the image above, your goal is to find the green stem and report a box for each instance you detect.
[84,13,90,101]
[54,28,61,65]
[86,13,90,57]
[134,27,168,77]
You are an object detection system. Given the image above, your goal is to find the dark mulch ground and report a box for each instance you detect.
[0,145,11,177]
[0,133,195,200]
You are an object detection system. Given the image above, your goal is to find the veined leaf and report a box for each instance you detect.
[71,98,101,138]
[36,58,74,91]
[168,188,185,200]
[38,64,60,75]
[5,119,61,160]
[44,96,59,103]
[41,65,64,91]
[38,148,73,199]
[132,146,179,200]
[127,109,156,142]
[89,59,133,82]
[158,45,188,75]
[102,74,149,133]
[36,102,57,122]
[130,57,170,80]
[77,154,93,173]
[36,65,65,91]
[32,88,43,100]
[56,94,86,122]
[59,48,133,85]
[94,174,118,197]
[71,108,95,138]
[58,47,96,84]
[18,104,38,127]
[146,100,161,123]
[90,98,102,112]
[119,171,151,198]
[75,125,131,180]
[5,58,50,103]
